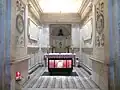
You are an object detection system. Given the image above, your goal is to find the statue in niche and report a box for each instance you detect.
[58,29,64,36]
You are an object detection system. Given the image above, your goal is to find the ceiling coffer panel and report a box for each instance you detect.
[50,24,71,36]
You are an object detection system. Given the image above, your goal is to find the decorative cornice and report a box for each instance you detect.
[34,0,43,13]
[80,10,92,25]
[78,0,88,13]
[78,0,90,14]
[29,0,43,13]
[78,0,93,19]
[28,3,40,19]
[28,0,43,24]
[80,1,93,22]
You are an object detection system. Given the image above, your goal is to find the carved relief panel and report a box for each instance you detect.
[16,0,25,47]
[50,24,71,48]
[95,0,104,47]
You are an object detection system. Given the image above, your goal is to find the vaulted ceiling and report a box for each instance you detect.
[38,0,83,13]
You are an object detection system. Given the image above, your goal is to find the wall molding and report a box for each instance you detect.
[11,55,30,64]
[29,0,42,14]
[28,0,43,24]
[78,0,90,14]
[81,2,93,21]
[41,13,81,23]
[89,56,109,66]
[28,4,40,23]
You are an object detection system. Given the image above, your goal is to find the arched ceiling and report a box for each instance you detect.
[38,0,83,13]
[50,24,71,36]
[51,27,70,36]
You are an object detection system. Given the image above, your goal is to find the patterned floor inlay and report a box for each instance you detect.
[22,67,100,90]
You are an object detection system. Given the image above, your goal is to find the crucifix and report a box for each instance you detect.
[59,42,62,48]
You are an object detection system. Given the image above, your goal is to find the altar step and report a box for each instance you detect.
[22,67,99,90]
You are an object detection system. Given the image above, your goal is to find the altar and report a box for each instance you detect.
[44,53,76,74]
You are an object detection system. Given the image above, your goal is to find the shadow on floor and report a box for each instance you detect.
[42,72,78,76]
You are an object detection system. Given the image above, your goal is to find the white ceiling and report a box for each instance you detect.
[38,0,83,13]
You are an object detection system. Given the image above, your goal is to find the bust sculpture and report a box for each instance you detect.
[58,29,63,36]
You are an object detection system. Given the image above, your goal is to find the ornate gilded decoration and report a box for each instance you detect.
[95,0,104,47]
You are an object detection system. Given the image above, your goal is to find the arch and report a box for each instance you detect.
[50,25,71,36]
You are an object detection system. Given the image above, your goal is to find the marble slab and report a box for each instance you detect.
[21,67,99,90]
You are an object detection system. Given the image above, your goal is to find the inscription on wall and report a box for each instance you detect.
[16,0,25,47]
[95,0,104,47]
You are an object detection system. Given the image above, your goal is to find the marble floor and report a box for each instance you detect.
[21,67,100,90]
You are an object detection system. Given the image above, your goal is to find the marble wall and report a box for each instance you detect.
[79,3,93,72]
[38,24,49,64]
[15,0,28,58]
[92,0,109,90]
[28,52,40,69]
[81,49,93,70]
[27,12,43,69]
[10,0,29,90]
[80,0,109,90]
[71,24,80,48]
[39,24,50,48]
[10,0,42,89]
